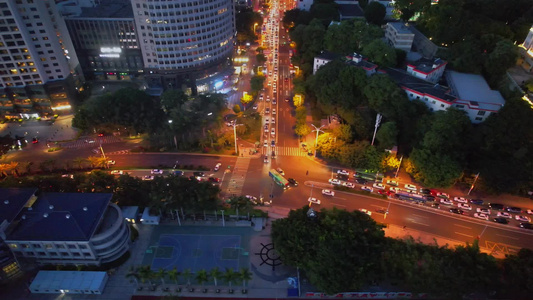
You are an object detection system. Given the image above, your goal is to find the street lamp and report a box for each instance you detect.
[232,122,244,155]
[371,113,382,146]
[253,23,259,33]
[311,124,325,157]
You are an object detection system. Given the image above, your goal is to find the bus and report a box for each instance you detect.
[395,191,426,202]
[354,169,384,182]
[269,169,289,189]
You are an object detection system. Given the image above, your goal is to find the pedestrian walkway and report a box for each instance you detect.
[225,157,252,197]
[261,146,307,157]
[60,136,122,149]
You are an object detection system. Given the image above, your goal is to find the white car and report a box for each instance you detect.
[361,186,373,192]
[276,168,285,176]
[390,187,401,193]
[386,180,399,186]
[435,192,450,199]
[107,160,116,165]
[266,96,270,102]
[476,208,491,215]
[342,182,355,188]
[151,169,163,175]
[271,117,275,124]
[214,163,222,171]
[272,109,276,115]
[245,195,258,204]
[110,170,124,175]
[265,118,270,124]
[453,197,470,203]
[328,178,342,185]
[372,183,385,190]
[359,208,372,216]
[263,141,268,147]
[440,198,454,205]
[337,169,350,176]
[474,213,489,221]
[404,184,417,191]
[497,211,512,218]
[527,209,533,215]
[271,128,275,136]
[322,189,335,196]
[308,197,321,205]
[457,203,472,211]
[142,175,154,181]
[515,215,531,222]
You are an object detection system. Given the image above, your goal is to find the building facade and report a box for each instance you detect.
[130,0,236,92]
[64,0,144,81]
[385,22,414,52]
[406,58,447,83]
[518,25,533,72]
[0,0,82,119]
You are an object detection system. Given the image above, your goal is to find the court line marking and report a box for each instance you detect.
[455,232,473,238]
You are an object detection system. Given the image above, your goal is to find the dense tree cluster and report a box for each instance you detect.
[272,206,533,298]
[235,8,263,44]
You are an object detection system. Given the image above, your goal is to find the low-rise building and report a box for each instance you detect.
[406,58,447,83]
[336,1,365,21]
[140,207,160,225]
[29,270,108,294]
[3,190,130,266]
[296,0,314,11]
[121,206,139,224]
[313,51,340,75]
[385,22,415,52]
[518,25,533,72]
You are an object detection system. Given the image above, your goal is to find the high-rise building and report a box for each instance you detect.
[130,0,236,93]
[0,0,83,119]
[63,0,144,81]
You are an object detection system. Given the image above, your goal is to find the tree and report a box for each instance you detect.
[484,39,519,80]
[272,207,386,294]
[256,53,267,66]
[250,75,266,93]
[376,121,398,149]
[223,268,237,290]
[156,268,167,285]
[364,1,386,25]
[295,122,311,138]
[182,268,193,286]
[363,74,410,121]
[361,40,397,68]
[126,266,140,288]
[138,266,154,285]
[210,267,223,287]
[167,267,180,284]
[409,148,463,187]
[195,269,209,290]
[233,104,241,114]
[239,268,252,289]
[72,157,87,169]
[394,0,430,22]
[86,156,107,168]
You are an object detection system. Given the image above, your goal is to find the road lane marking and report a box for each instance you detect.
[408,219,430,226]
[332,202,346,208]
[454,224,472,229]
[496,234,518,240]
[454,232,473,238]
[371,204,385,209]
[412,214,428,219]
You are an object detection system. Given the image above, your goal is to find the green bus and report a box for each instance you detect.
[354,169,384,182]
[269,169,289,189]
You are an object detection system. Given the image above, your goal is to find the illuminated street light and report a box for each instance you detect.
[311,124,325,157]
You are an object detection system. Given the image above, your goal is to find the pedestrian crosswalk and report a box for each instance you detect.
[60,136,122,149]
[225,157,251,197]
[261,146,308,157]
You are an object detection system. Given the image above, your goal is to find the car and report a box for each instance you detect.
[527,209,533,215]
[61,174,73,179]
[263,141,268,147]
[520,223,533,229]
[264,125,269,133]
[173,170,184,176]
[107,160,116,165]
[506,206,522,213]
[378,190,391,196]
[440,198,454,205]
[453,197,469,203]
[356,178,367,184]
[431,203,440,209]
[342,182,355,188]
[419,188,431,195]
[276,168,285,176]
[424,195,435,201]
[151,169,163,175]
[98,133,105,137]
[322,189,335,196]
[359,208,372,216]
[265,118,270,124]
[31,137,39,144]
[336,174,349,180]
[271,128,275,136]
[110,170,124,175]
[386,180,399,186]
[273,100,277,105]
[476,208,491,215]
[457,203,472,211]
[263,155,268,163]
[489,203,504,210]
[515,215,531,222]
[253,104,258,110]
[308,197,321,205]
[259,94,264,100]
[361,186,373,192]
[373,183,385,190]
[142,175,154,181]
[245,195,258,204]
[404,184,417,191]
[265,108,270,114]
[329,178,342,185]
[390,187,401,193]
[193,172,205,177]
[474,213,489,220]
[208,177,221,183]
[285,97,290,102]
[470,199,484,205]
[449,208,464,215]
[271,117,275,124]
[434,191,450,199]
[493,217,509,224]
[288,178,298,186]
[214,163,222,172]
[337,169,350,176]
[266,96,270,102]
[496,211,512,218]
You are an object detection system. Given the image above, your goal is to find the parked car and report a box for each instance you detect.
[151,169,163,175]
[457,203,472,210]
[506,207,522,213]
[440,198,454,206]
[361,186,373,192]
[404,184,417,191]
[496,211,512,218]
[527,209,533,215]
[356,178,367,184]
[520,223,533,229]
[476,208,491,215]
[245,195,258,205]
[337,169,350,176]
[214,163,222,171]
[515,215,531,222]
[373,183,385,190]
[308,197,321,205]
[276,168,284,176]
[359,208,372,216]
[449,208,464,215]
[470,199,484,205]
[489,203,505,210]
[322,189,335,196]
[493,217,509,224]
[453,197,469,203]
[419,188,431,195]
[342,181,355,188]
[263,155,268,163]
[386,180,399,186]
[193,172,205,177]
[474,213,489,220]
[110,170,124,175]
[142,175,154,181]
[208,177,221,183]
[288,178,298,186]
[328,178,342,185]
[107,160,116,165]
[434,192,450,199]
[378,190,391,196]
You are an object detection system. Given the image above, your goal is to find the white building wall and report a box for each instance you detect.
[313,58,331,74]
[403,88,451,112]
[296,0,313,11]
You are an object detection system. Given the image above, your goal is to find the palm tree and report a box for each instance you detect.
[87,156,107,168]
[7,161,19,177]
[195,269,209,291]
[181,268,193,287]
[126,266,140,287]
[210,267,222,287]
[156,268,167,285]
[223,268,236,291]
[0,164,9,177]
[72,157,87,169]
[239,267,252,289]
[18,161,33,175]
[167,267,180,284]
[138,265,154,285]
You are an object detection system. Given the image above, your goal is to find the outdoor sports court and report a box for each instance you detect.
[142,226,251,272]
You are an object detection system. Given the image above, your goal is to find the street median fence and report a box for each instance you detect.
[304,292,428,299]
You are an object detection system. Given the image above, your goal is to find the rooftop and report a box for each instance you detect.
[316,50,341,62]
[0,188,37,226]
[337,4,364,18]
[30,271,107,292]
[385,68,456,103]
[77,0,133,19]
[408,58,446,74]
[6,193,112,241]
[347,54,378,70]
[446,71,505,110]
[388,22,414,35]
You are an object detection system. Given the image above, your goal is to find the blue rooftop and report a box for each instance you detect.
[0,188,37,225]
[7,193,112,241]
